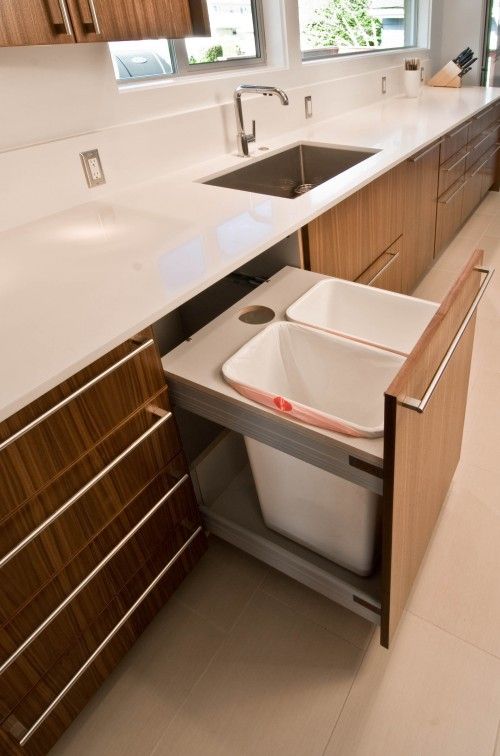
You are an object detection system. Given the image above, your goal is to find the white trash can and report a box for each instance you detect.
[245,437,380,576]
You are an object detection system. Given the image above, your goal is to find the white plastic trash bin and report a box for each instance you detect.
[286,278,439,355]
[245,437,380,576]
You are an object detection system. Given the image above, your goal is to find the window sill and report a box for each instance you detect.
[301,46,429,67]
[117,61,287,92]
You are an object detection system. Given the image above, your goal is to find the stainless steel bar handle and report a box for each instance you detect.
[447,122,469,139]
[368,252,399,286]
[409,139,444,163]
[0,474,188,675]
[440,179,466,205]
[0,338,154,453]
[442,149,470,172]
[470,145,500,177]
[56,0,74,35]
[19,526,202,746]
[402,266,495,413]
[470,129,495,153]
[0,410,172,570]
[87,0,101,34]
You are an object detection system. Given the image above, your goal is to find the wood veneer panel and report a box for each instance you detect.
[403,142,440,293]
[0,330,165,515]
[440,121,470,164]
[0,0,74,46]
[66,0,210,42]
[356,237,403,293]
[5,532,206,756]
[435,178,466,257]
[1,471,201,720]
[381,250,483,647]
[0,390,180,625]
[306,163,406,282]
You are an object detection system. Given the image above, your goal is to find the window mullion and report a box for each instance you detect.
[172,39,190,75]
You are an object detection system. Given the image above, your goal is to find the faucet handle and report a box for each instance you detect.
[247,119,256,144]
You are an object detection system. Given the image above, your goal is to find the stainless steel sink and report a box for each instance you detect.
[203,143,378,199]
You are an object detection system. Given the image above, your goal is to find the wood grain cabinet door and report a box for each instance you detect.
[381,250,486,647]
[0,0,75,46]
[402,141,440,293]
[306,163,406,282]
[65,0,210,42]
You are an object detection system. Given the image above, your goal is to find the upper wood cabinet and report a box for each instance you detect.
[0,0,210,47]
[65,0,210,43]
[0,1,75,46]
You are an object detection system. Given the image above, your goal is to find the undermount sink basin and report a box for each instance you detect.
[222,322,404,437]
[203,143,379,199]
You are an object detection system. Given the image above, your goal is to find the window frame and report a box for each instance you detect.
[299,0,419,62]
[110,0,267,84]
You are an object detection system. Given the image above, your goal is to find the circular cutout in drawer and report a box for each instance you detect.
[238,306,275,324]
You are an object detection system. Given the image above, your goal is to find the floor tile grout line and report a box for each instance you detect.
[407,608,500,662]
[320,635,375,756]
[258,583,373,652]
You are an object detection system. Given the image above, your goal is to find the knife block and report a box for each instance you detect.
[428,61,462,88]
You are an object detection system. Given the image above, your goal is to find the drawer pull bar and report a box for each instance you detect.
[19,526,203,747]
[470,129,495,154]
[470,145,500,177]
[0,411,172,569]
[367,252,399,286]
[442,149,470,172]
[409,140,444,163]
[440,179,466,205]
[402,266,494,412]
[0,338,155,453]
[0,474,189,675]
[446,122,469,139]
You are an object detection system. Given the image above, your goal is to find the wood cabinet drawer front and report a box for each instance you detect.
[480,145,499,194]
[3,530,206,756]
[0,393,180,622]
[0,472,201,719]
[306,163,405,281]
[438,146,468,196]
[356,238,403,293]
[0,331,165,513]
[435,178,466,256]
[468,106,496,141]
[462,163,486,222]
[440,122,470,164]
[466,126,498,171]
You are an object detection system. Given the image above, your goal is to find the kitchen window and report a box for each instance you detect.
[109,0,265,82]
[298,0,418,60]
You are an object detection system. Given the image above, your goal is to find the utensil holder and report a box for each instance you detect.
[404,69,422,98]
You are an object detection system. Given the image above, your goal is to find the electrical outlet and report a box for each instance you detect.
[80,149,106,188]
[381,76,387,94]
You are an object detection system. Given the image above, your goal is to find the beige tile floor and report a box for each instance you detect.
[52,194,500,756]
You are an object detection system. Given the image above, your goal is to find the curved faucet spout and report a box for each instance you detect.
[234,84,289,157]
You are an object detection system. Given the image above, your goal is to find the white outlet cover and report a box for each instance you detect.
[80,149,106,188]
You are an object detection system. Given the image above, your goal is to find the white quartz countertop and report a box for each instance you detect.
[1,85,500,422]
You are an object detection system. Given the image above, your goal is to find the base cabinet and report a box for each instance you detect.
[304,163,406,285]
[402,141,441,292]
[0,330,206,755]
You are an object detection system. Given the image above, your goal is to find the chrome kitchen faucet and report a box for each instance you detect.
[234,84,289,157]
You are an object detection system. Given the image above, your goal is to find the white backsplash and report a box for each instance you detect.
[0,44,430,232]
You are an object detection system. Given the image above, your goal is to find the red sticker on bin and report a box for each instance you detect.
[273,396,293,412]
